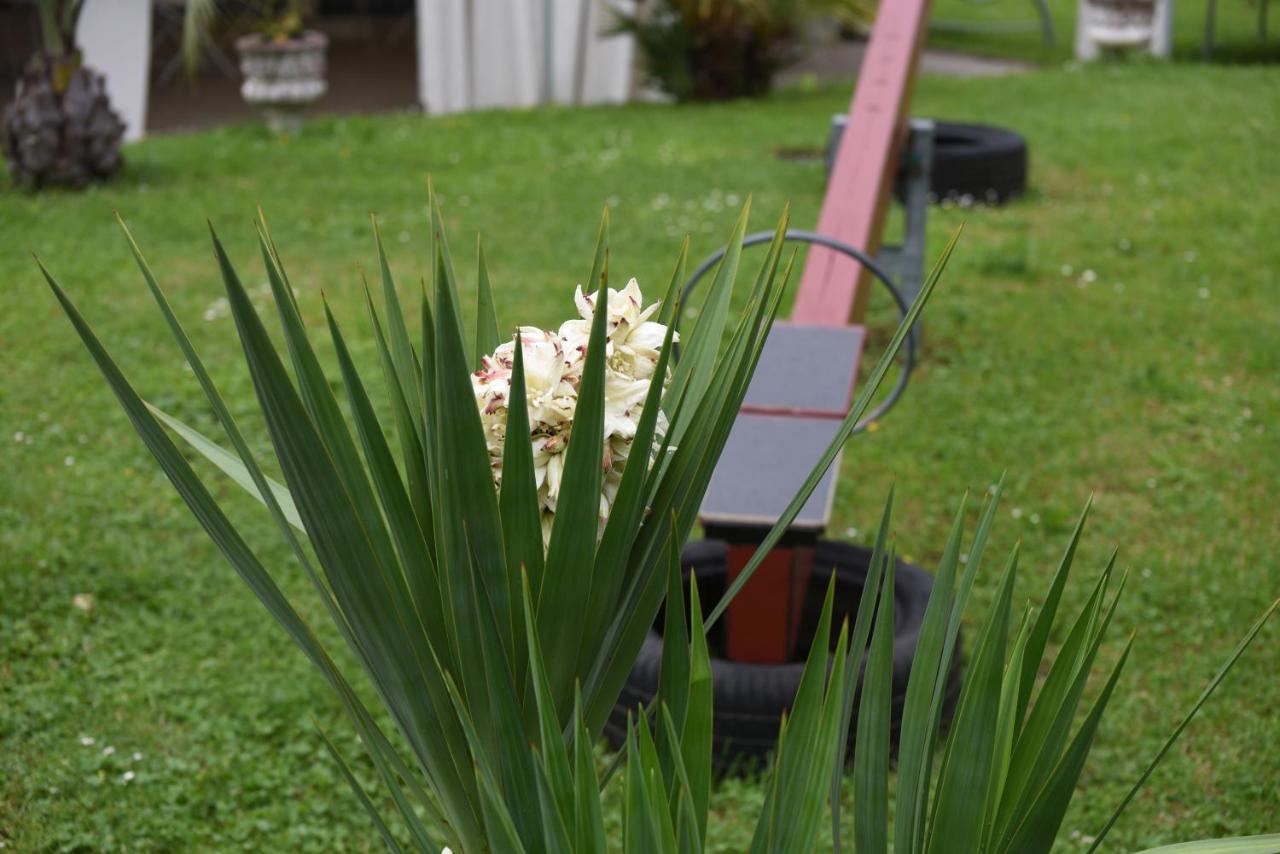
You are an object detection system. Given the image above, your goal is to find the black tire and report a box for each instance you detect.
[825,117,1028,206]
[925,121,1028,205]
[605,539,963,771]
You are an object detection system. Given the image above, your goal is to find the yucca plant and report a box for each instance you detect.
[40,195,1276,852]
[624,488,1278,854]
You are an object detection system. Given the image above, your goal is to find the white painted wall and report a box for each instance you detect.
[416,0,634,115]
[77,0,154,141]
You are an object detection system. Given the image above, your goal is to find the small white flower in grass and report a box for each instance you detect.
[1080,269,1097,284]
[132,752,143,761]
[64,455,75,467]
[204,297,230,322]
[1198,287,1210,299]
[102,746,115,757]
[13,431,23,443]
[79,736,95,747]
[1011,507,1023,520]
[121,771,135,783]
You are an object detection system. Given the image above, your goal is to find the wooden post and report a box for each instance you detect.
[717,0,933,662]
[791,0,931,327]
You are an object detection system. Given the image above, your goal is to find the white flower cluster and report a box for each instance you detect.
[471,279,673,548]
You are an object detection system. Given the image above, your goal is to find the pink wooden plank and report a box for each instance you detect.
[791,0,932,326]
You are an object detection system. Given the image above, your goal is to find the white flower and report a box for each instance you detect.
[604,373,650,440]
[472,279,674,550]
[565,278,673,381]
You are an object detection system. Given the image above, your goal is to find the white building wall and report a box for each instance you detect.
[77,0,153,141]
[417,0,634,114]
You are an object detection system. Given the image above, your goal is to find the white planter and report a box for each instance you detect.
[236,31,328,132]
[1083,0,1157,48]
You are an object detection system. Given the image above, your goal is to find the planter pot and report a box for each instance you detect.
[235,30,328,133]
[1083,0,1156,48]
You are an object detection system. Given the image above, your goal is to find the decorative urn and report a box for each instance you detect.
[235,30,328,133]
[1083,0,1157,49]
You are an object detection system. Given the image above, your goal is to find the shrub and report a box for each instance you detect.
[613,0,875,101]
[40,197,1277,851]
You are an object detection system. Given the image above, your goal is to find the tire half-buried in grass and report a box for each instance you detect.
[606,539,963,772]
[827,116,1028,205]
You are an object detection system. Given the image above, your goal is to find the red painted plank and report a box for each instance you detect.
[791,0,931,326]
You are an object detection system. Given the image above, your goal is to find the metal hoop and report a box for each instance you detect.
[676,229,918,433]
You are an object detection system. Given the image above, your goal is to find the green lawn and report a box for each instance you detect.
[928,0,1280,63]
[3,62,1279,851]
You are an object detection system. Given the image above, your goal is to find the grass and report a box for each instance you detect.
[2,61,1279,850]
[927,0,1280,64]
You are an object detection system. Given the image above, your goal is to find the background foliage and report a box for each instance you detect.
[2,62,1278,849]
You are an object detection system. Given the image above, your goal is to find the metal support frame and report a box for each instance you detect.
[1203,0,1273,58]
[878,118,936,311]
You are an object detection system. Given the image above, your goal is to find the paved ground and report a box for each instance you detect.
[777,38,1033,89]
[146,18,420,135]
